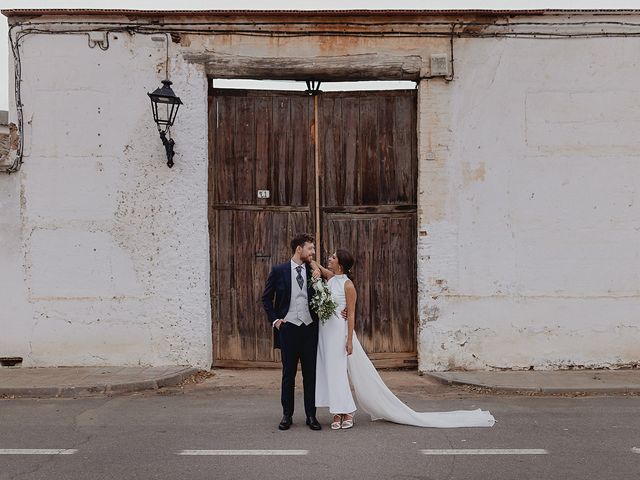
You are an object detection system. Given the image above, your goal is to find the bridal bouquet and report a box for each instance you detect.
[310,278,337,324]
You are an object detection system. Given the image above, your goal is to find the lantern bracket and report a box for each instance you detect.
[305,80,322,96]
[159,131,175,168]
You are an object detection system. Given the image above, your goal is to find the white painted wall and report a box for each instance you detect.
[0,29,211,367]
[2,13,639,370]
[418,36,640,370]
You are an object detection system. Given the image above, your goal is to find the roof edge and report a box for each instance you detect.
[4,8,640,18]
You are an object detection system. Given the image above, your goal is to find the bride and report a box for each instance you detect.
[311,249,495,430]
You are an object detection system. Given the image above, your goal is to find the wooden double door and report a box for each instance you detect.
[209,87,417,368]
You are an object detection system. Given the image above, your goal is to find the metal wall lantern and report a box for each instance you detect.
[148,79,183,168]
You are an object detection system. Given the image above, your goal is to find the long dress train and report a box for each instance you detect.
[348,334,495,428]
[317,274,495,428]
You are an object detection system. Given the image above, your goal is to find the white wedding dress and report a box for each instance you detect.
[317,274,495,428]
[315,275,358,414]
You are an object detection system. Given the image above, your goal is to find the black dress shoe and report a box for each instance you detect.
[278,415,292,431]
[306,416,322,431]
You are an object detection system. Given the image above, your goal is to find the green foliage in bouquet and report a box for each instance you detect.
[310,278,338,324]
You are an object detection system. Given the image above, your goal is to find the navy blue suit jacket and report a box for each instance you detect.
[261,262,318,349]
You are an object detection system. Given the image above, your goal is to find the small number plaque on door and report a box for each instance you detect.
[257,190,270,199]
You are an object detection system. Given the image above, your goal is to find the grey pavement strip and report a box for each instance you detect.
[0,367,200,398]
[0,449,78,455]
[425,370,640,394]
[420,449,549,455]
[177,450,309,456]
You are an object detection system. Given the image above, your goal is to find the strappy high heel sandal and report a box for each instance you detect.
[341,413,354,429]
[331,414,343,430]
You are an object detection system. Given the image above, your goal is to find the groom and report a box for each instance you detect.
[261,233,321,431]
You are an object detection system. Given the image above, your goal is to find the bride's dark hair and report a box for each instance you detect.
[335,249,355,281]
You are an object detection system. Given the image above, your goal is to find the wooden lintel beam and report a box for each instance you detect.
[185,53,424,81]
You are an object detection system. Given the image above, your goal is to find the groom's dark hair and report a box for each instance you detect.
[291,233,315,253]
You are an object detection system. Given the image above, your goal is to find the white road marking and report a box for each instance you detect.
[177,449,309,456]
[0,449,78,455]
[421,449,549,455]
[632,447,640,454]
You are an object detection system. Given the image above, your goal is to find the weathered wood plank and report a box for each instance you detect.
[213,359,281,369]
[211,88,310,98]
[342,98,359,206]
[254,97,271,208]
[370,357,418,369]
[323,213,416,355]
[321,205,416,214]
[213,95,235,204]
[393,94,417,203]
[319,96,340,208]
[188,53,424,81]
[234,97,255,204]
[304,97,316,210]
[290,97,306,206]
[272,96,290,206]
[253,211,272,361]
[380,217,395,353]
[236,211,256,360]
[358,219,374,353]
[288,212,313,249]
[211,205,311,212]
[319,91,417,207]
[359,97,378,205]
[213,356,417,370]
[216,210,241,360]
[379,96,395,205]
[390,215,417,352]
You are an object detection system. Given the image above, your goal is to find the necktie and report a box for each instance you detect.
[296,266,304,290]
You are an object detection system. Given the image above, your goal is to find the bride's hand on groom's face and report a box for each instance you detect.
[309,261,322,279]
[308,261,317,277]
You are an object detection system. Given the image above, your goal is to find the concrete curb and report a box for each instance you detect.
[424,372,640,394]
[425,373,540,392]
[0,367,201,398]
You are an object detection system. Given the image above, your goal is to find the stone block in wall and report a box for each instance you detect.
[0,133,9,166]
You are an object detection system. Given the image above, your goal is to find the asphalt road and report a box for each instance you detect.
[1,385,639,480]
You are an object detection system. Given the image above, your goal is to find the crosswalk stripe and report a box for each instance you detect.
[421,449,549,455]
[0,449,78,455]
[177,450,308,456]
[9,447,640,456]
[178,450,308,456]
